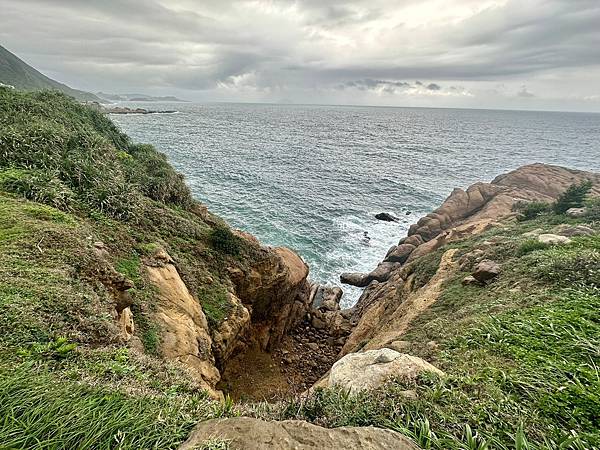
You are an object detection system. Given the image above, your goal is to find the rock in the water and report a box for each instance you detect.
[375,212,399,222]
[538,234,572,245]
[565,207,587,218]
[340,272,370,287]
[384,244,415,264]
[180,417,418,450]
[328,348,443,393]
[472,260,501,283]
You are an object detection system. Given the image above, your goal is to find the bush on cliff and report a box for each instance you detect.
[0,89,192,219]
[553,180,592,214]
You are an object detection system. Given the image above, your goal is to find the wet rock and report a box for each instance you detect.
[375,212,399,222]
[472,260,501,283]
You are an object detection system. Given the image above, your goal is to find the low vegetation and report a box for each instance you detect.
[0,88,259,448]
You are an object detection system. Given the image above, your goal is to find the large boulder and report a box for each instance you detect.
[328,348,443,393]
[340,272,370,287]
[180,417,418,450]
[384,244,416,264]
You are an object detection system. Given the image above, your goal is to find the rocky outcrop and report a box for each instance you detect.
[375,212,399,222]
[326,165,599,394]
[228,246,310,351]
[326,348,443,393]
[180,417,418,450]
[145,252,221,398]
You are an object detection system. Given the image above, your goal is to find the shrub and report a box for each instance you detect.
[516,201,551,221]
[553,181,592,215]
[584,197,600,221]
[517,239,549,256]
[210,224,241,256]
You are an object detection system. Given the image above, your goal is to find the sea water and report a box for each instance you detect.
[113,103,600,307]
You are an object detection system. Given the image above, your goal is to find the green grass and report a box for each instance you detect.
[0,364,215,449]
[0,90,264,446]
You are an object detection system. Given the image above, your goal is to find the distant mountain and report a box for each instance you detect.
[0,45,100,102]
[96,92,189,102]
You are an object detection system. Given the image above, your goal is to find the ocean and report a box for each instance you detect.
[112,103,600,307]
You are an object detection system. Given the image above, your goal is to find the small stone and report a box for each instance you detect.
[307,342,319,351]
[565,207,587,218]
[462,275,480,286]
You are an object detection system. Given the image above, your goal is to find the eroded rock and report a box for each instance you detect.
[180,417,418,450]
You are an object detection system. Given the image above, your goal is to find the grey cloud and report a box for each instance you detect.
[0,0,598,110]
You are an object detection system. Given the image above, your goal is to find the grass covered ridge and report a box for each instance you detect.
[0,88,263,448]
[280,216,600,449]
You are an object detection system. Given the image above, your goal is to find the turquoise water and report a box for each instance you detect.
[113,103,600,307]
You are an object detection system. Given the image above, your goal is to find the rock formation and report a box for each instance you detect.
[180,417,418,450]
[341,164,600,288]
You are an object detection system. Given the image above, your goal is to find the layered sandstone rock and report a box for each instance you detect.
[145,255,221,398]
[180,417,418,450]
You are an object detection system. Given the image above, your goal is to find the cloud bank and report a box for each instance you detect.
[1,0,599,110]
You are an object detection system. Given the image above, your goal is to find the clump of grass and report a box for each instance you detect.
[517,238,549,256]
[199,283,233,327]
[0,364,214,449]
[0,89,192,220]
[516,201,551,221]
[524,246,600,287]
[115,253,141,284]
[411,249,444,288]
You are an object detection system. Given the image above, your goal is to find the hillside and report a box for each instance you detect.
[0,87,599,449]
[0,45,99,101]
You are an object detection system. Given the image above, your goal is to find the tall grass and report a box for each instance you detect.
[0,365,214,449]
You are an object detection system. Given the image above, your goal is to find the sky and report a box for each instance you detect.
[1,0,600,111]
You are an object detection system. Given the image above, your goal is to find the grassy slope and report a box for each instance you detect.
[280,216,599,449]
[0,45,100,102]
[0,88,255,448]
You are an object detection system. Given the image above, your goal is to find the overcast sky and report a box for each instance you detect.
[1,0,600,111]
